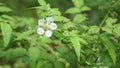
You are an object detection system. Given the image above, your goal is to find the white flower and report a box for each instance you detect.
[38,18,44,26]
[37,27,44,35]
[37,17,57,37]
[45,30,52,37]
[46,17,53,24]
[49,23,57,30]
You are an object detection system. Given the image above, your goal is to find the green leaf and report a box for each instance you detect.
[65,7,80,14]
[55,46,78,68]
[54,61,65,68]
[100,52,113,67]
[38,0,47,6]
[15,30,34,40]
[87,26,100,34]
[106,17,117,27]
[100,33,116,65]
[0,6,12,12]
[72,0,84,7]
[101,26,112,34]
[73,14,86,23]
[63,22,75,30]
[70,37,81,61]
[12,48,27,57]
[28,47,40,61]
[50,8,61,15]
[79,38,88,45]
[113,24,120,36]
[81,6,91,11]
[54,16,69,22]
[37,61,53,68]
[4,48,27,59]
[1,23,12,48]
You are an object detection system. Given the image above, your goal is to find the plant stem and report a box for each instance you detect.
[99,10,111,28]
[99,0,120,28]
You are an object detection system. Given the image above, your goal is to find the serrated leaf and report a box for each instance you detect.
[87,26,100,34]
[65,7,80,14]
[28,47,40,61]
[72,0,84,8]
[106,17,117,27]
[63,22,75,30]
[1,23,12,48]
[38,0,47,6]
[100,33,116,65]
[50,8,61,15]
[81,6,91,11]
[113,24,120,36]
[54,16,69,22]
[101,26,112,34]
[70,37,81,61]
[73,14,86,23]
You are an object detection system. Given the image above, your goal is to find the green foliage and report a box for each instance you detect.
[65,7,80,14]
[56,45,78,68]
[100,33,116,65]
[4,48,27,60]
[73,14,87,23]
[1,23,12,48]
[28,47,40,61]
[70,37,81,62]
[113,24,120,35]
[0,0,120,68]
[72,0,84,8]
[0,6,12,12]
[15,30,34,40]
[38,0,47,6]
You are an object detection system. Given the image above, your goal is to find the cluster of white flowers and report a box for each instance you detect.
[37,17,57,37]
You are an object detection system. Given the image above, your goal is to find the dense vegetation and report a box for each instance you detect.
[0,0,120,68]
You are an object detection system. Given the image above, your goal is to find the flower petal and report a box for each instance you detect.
[45,30,52,37]
[46,17,53,24]
[38,19,44,26]
[49,23,57,30]
[37,27,44,35]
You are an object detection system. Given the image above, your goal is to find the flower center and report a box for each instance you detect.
[43,23,49,30]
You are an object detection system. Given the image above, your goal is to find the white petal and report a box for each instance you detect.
[38,19,44,26]
[37,27,44,35]
[49,23,57,30]
[45,30,52,37]
[46,17,53,24]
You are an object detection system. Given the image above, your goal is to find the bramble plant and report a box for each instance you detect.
[0,0,120,68]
